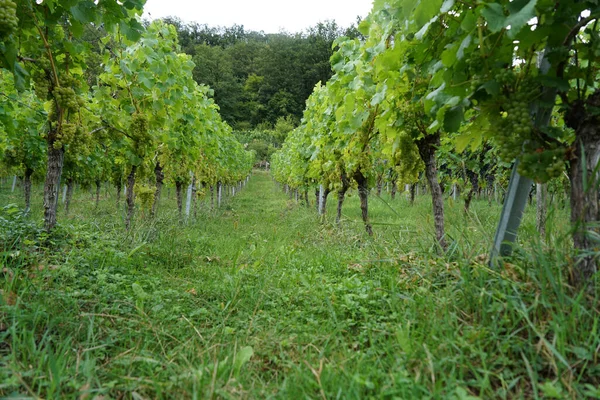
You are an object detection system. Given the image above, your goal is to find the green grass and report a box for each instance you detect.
[0,172,598,399]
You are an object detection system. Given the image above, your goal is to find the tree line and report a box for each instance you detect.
[163,18,362,129]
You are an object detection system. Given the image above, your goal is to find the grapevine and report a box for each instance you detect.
[130,112,152,158]
[0,0,17,38]
[54,122,77,149]
[32,69,50,100]
[52,84,80,112]
[135,184,155,212]
[489,75,567,183]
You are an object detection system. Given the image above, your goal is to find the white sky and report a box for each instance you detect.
[142,0,374,33]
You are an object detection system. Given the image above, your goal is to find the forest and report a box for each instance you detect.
[163,18,361,128]
[1,0,599,399]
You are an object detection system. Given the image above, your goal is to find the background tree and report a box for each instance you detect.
[162,18,355,128]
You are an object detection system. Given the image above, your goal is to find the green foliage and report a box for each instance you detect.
[273,115,296,138]
[234,116,296,163]
[0,203,40,253]
[164,19,353,127]
[373,0,598,183]
[0,0,17,38]
[192,43,241,123]
[0,71,46,177]
[91,20,252,215]
[246,140,274,162]
[134,184,155,213]
[2,0,145,130]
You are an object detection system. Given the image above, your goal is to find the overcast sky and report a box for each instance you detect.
[142,0,374,33]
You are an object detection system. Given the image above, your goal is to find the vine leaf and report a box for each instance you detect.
[506,0,538,38]
[481,4,506,33]
[414,0,443,29]
[481,0,538,38]
[443,106,464,133]
[69,1,97,24]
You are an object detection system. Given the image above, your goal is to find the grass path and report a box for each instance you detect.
[1,172,597,399]
[2,172,403,399]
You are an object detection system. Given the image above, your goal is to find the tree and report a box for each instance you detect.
[192,44,242,124]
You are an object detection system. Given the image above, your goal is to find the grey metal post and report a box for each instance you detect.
[489,50,556,266]
[217,182,222,208]
[318,184,325,215]
[185,181,193,221]
[490,161,532,262]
